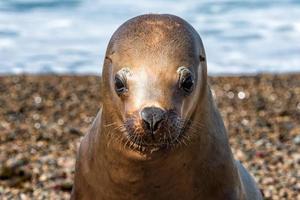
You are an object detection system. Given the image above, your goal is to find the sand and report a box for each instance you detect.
[0,74,299,199]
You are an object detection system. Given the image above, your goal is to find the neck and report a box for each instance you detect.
[95,129,204,199]
[90,90,240,199]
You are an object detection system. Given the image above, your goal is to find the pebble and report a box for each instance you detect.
[0,74,298,199]
[293,135,300,145]
[238,91,246,99]
[34,96,42,104]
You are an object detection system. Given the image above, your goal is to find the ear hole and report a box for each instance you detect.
[199,55,206,62]
[105,56,112,64]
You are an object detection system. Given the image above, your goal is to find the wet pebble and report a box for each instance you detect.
[0,74,298,199]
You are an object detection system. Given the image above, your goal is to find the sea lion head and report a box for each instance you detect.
[102,14,207,154]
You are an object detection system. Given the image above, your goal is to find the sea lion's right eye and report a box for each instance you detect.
[177,66,195,95]
[115,74,127,95]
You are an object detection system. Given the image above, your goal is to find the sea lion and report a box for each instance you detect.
[71,14,263,200]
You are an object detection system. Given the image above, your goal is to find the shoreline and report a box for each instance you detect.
[0,74,299,199]
[1,71,300,77]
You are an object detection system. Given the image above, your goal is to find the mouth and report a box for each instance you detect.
[123,128,186,153]
[127,140,163,153]
[121,111,191,153]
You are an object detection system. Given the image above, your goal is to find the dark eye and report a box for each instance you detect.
[177,66,195,94]
[181,75,194,92]
[115,74,127,95]
[180,75,194,93]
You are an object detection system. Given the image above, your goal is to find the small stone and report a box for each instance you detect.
[58,119,64,125]
[223,84,231,91]
[293,135,300,145]
[39,174,47,182]
[69,127,82,136]
[227,91,234,99]
[32,113,40,120]
[34,96,42,104]
[34,123,41,129]
[54,181,73,192]
[0,166,14,180]
[238,91,246,99]
[297,102,300,110]
[262,177,274,184]
[255,151,266,158]
[211,89,216,99]
[242,119,249,126]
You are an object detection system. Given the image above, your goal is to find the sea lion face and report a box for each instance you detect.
[114,65,196,152]
[103,14,206,153]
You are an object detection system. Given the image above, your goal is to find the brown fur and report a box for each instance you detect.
[71,14,262,200]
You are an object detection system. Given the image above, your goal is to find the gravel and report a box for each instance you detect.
[0,74,299,199]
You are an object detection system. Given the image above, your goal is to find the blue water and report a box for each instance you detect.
[0,0,300,75]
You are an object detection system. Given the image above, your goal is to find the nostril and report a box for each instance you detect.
[140,106,165,133]
[153,118,163,132]
[143,119,151,130]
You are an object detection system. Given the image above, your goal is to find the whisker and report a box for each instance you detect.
[104,122,117,128]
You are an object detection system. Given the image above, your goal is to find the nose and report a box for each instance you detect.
[140,106,165,133]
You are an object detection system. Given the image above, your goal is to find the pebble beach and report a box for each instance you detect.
[0,74,299,199]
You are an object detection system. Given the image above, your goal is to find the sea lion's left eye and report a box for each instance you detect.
[180,75,194,93]
[115,74,127,95]
[177,66,194,94]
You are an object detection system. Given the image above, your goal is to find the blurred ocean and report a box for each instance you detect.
[0,0,300,75]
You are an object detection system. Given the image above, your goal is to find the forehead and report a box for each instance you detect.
[110,44,198,78]
[108,18,199,74]
[127,65,176,84]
